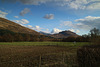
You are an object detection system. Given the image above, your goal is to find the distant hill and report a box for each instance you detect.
[40,30,79,39]
[0,17,40,35]
[50,30,79,38]
[39,31,51,36]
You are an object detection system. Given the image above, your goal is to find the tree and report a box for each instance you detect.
[89,28,100,45]
[24,34,31,41]
[90,28,100,38]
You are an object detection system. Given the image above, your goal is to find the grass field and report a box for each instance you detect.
[0,42,89,46]
[0,42,90,67]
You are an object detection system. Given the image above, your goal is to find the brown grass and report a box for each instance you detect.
[0,45,78,67]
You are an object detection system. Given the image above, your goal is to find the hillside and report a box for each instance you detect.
[50,30,79,38]
[0,17,40,35]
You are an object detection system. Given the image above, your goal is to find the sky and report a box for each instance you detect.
[0,0,100,35]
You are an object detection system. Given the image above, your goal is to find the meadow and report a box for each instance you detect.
[0,42,89,46]
[0,42,90,67]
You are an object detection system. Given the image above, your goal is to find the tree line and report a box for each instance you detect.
[0,29,56,42]
[0,28,100,42]
[62,28,100,43]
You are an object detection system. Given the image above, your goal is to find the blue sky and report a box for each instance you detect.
[0,0,100,35]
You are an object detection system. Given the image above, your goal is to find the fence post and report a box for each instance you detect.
[39,55,41,67]
[62,52,65,64]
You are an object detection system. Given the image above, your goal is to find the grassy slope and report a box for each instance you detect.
[0,17,40,35]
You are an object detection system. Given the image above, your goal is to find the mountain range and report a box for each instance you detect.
[0,17,79,39]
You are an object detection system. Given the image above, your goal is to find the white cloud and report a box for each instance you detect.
[75,16,100,30]
[20,8,30,16]
[61,16,100,32]
[75,16,100,21]
[0,10,8,18]
[67,0,100,10]
[32,26,42,31]
[68,0,88,10]
[86,2,100,10]
[60,21,72,27]
[14,16,19,18]
[68,29,75,32]
[27,25,33,28]
[43,14,54,19]
[14,19,29,25]
[27,25,41,31]
[51,28,62,34]
[27,25,50,33]
[74,23,91,30]
[2,0,100,10]
[69,29,80,33]
[41,29,51,33]
[76,29,80,33]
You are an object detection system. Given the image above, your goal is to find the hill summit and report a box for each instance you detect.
[50,30,79,38]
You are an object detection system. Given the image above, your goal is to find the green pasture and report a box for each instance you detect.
[0,42,90,46]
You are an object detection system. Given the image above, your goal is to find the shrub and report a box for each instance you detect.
[77,45,100,67]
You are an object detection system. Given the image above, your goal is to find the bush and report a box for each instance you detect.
[77,45,100,67]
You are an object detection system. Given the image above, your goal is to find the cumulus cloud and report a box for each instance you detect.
[61,21,90,31]
[14,19,29,25]
[27,25,42,31]
[20,8,30,16]
[51,28,62,34]
[61,16,100,32]
[43,14,54,19]
[75,16,100,30]
[0,10,8,18]
[27,25,50,33]
[14,16,19,18]
[2,0,100,10]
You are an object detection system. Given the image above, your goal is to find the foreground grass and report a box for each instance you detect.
[0,42,90,67]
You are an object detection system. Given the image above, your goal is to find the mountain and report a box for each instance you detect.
[0,17,40,35]
[50,30,79,38]
[40,30,79,39]
[0,17,79,40]
[39,31,51,36]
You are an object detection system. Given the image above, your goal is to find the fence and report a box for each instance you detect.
[35,52,78,67]
[0,52,78,67]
